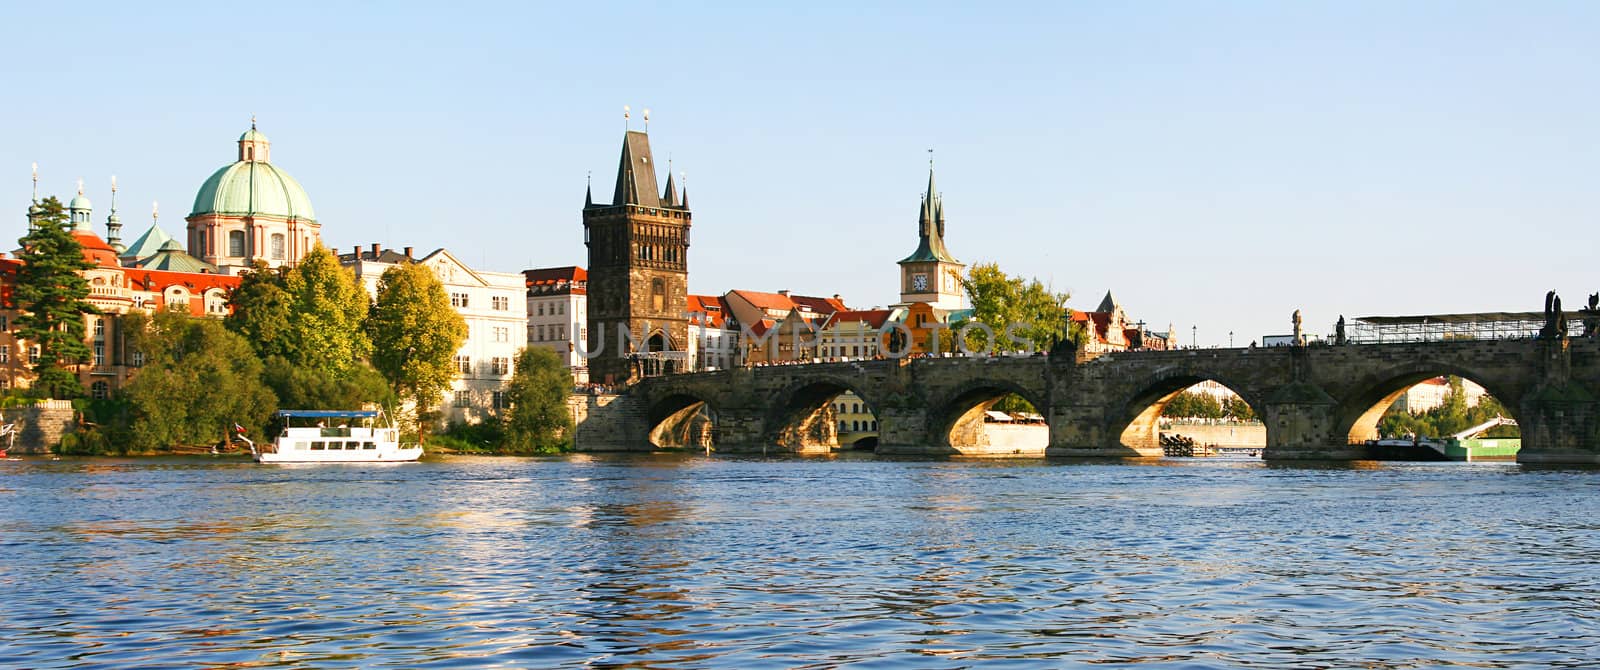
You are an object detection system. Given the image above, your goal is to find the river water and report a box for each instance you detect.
[2,454,1598,668]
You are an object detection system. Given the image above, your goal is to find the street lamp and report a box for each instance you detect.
[1192,325,1197,349]
[1229,331,1234,348]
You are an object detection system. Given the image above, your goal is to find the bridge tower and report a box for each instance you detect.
[583,128,691,384]
[897,163,965,310]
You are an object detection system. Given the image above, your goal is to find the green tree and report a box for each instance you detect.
[1224,395,1256,421]
[955,262,1075,353]
[283,245,371,377]
[121,311,277,450]
[502,346,574,453]
[260,356,394,413]
[226,260,294,360]
[1162,391,1224,419]
[368,261,467,438]
[13,197,98,399]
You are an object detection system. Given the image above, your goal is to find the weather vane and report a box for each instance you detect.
[623,105,630,130]
[643,107,650,132]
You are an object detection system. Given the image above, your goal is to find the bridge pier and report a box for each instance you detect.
[1257,385,1357,460]
[1045,404,1155,458]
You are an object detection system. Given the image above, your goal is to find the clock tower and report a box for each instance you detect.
[897,165,965,310]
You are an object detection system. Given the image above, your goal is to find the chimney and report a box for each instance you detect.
[371,243,381,257]
[403,246,414,258]
[778,289,790,297]
[353,245,362,259]
[833,294,842,302]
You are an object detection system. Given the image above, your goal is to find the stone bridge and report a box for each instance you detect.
[577,338,1600,463]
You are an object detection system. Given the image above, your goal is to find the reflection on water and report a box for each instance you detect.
[2,454,1599,667]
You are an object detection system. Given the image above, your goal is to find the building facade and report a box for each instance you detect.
[686,294,740,371]
[341,246,527,425]
[525,266,589,383]
[583,129,691,383]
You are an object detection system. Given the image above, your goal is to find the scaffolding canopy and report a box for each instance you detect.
[1350,311,1587,343]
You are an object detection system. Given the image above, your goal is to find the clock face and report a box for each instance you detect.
[912,273,928,291]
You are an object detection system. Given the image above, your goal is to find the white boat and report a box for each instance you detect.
[249,410,422,463]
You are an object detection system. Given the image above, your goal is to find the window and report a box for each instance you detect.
[652,278,665,312]
[536,325,545,341]
[228,230,246,257]
[0,314,8,330]
[492,391,506,410]
[492,295,509,311]
[491,357,509,375]
[451,292,469,308]
[537,303,545,316]
[0,345,7,363]
[93,317,105,340]
[454,390,471,408]
[310,441,325,451]
[29,346,40,364]
[363,442,376,450]
[93,343,104,367]
[131,350,145,367]
[270,234,285,260]
[557,302,565,315]
[495,327,509,343]
[454,355,471,375]
[91,381,109,399]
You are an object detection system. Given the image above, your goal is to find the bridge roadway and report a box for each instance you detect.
[575,337,1600,463]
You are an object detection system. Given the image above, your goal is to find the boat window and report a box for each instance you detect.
[363,442,376,449]
[310,441,325,450]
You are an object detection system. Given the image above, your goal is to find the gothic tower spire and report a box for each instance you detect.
[106,175,124,251]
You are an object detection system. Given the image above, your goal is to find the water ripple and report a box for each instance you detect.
[2,455,1598,666]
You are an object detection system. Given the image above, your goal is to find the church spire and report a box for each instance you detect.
[661,169,678,207]
[898,159,960,266]
[611,130,661,208]
[106,175,123,250]
[585,172,593,208]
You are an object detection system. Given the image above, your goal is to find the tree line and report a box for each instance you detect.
[1377,376,1517,439]
[1161,390,1256,421]
[10,197,572,455]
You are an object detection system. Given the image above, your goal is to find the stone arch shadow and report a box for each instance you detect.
[1335,360,1526,445]
[645,391,719,450]
[761,375,882,454]
[926,377,1051,456]
[1108,367,1268,457]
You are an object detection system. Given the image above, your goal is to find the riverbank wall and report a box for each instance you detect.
[2,400,77,454]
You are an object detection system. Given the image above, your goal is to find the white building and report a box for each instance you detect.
[524,266,588,384]
[341,244,528,425]
[687,294,740,371]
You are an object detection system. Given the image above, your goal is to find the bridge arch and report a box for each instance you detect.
[1111,367,1267,456]
[928,378,1050,456]
[1336,360,1524,446]
[763,375,882,453]
[646,391,718,450]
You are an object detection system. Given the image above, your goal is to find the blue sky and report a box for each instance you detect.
[3,1,1596,346]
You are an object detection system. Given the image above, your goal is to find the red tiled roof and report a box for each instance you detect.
[128,268,241,293]
[687,294,730,329]
[72,231,123,269]
[729,289,795,312]
[825,309,893,330]
[524,266,587,295]
[790,294,847,315]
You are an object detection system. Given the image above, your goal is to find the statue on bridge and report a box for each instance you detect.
[1292,309,1304,346]
[1335,315,1347,345]
[1581,293,1600,339]
[1541,290,1569,340]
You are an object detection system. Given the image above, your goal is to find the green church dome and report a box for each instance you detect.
[239,128,268,143]
[190,160,316,222]
[69,193,92,210]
